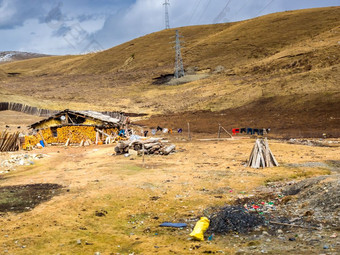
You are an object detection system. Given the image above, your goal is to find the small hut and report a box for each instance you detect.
[26,109,127,146]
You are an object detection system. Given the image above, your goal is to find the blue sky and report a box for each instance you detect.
[0,0,339,55]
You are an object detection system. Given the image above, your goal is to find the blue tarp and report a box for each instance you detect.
[159,222,187,228]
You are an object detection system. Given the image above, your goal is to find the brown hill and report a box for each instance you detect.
[0,7,339,136]
[0,69,6,79]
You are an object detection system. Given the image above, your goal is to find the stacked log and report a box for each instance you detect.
[247,138,279,169]
[0,131,20,152]
[115,138,176,155]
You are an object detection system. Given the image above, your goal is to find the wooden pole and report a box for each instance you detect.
[39,130,47,147]
[95,131,99,145]
[187,122,191,141]
[269,221,319,230]
[142,143,145,166]
[218,124,221,138]
[220,125,233,138]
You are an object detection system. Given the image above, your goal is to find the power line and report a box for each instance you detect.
[255,0,275,17]
[163,0,170,29]
[213,0,232,24]
[198,0,212,23]
[189,0,203,25]
[229,0,251,21]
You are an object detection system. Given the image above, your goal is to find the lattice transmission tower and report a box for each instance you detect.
[163,0,170,29]
[174,30,185,79]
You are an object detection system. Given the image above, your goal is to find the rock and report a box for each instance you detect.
[235,249,245,255]
[262,231,270,236]
[77,239,81,245]
[277,229,283,234]
[128,149,138,156]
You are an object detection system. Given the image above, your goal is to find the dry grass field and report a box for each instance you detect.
[0,136,339,254]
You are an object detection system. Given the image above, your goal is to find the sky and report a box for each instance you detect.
[0,0,339,55]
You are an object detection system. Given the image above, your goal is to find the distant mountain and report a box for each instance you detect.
[0,51,49,62]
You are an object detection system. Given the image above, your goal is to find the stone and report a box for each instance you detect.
[262,231,270,236]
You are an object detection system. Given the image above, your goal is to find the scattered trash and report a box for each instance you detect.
[159,222,187,228]
[190,217,210,241]
[0,153,46,173]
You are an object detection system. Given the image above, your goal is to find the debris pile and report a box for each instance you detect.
[0,153,45,173]
[282,175,340,226]
[114,138,176,155]
[208,206,265,234]
[286,138,338,147]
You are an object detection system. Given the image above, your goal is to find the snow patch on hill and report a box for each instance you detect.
[0,51,48,62]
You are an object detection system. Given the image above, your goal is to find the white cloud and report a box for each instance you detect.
[0,0,339,54]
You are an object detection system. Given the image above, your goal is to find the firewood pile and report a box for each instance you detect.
[247,138,279,168]
[24,127,123,148]
[0,131,20,152]
[114,138,176,155]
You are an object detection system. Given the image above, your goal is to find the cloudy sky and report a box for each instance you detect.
[0,0,339,55]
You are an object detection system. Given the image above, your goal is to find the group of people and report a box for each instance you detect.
[232,128,271,136]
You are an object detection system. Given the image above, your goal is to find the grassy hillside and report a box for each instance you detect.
[0,7,339,135]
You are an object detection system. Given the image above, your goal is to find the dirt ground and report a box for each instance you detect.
[0,134,339,254]
[137,94,340,138]
[0,111,43,134]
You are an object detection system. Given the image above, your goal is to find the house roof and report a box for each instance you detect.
[29,109,125,129]
[75,110,121,124]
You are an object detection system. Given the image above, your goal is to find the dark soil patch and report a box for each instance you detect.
[0,183,63,213]
[208,206,265,234]
[137,94,340,138]
[152,74,173,85]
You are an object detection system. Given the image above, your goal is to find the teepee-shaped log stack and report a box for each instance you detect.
[247,138,279,168]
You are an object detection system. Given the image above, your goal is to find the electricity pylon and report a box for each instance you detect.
[163,0,170,29]
[174,30,185,79]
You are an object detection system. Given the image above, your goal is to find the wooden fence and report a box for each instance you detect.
[0,131,20,152]
[0,102,128,121]
[0,102,58,117]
